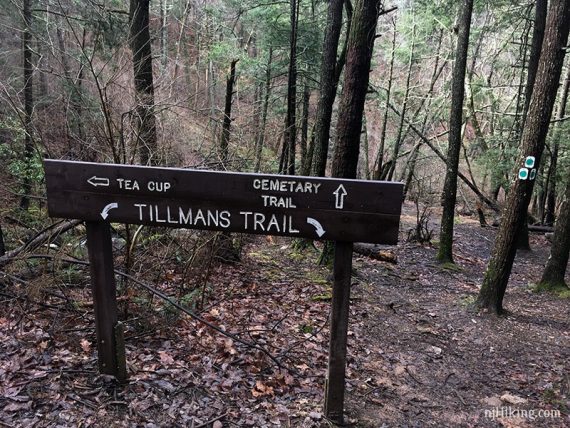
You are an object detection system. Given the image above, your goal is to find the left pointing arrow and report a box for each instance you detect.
[100,203,118,220]
[87,176,110,187]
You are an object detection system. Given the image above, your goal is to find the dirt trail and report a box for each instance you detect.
[1,203,568,426]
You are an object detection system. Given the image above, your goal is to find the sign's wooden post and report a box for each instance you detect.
[324,241,353,423]
[85,221,126,380]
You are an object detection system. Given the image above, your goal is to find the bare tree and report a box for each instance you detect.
[437,0,474,263]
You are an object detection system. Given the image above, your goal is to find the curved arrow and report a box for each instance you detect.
[306,217,325,238]
[100,203,118,220]
[333,184,347,209]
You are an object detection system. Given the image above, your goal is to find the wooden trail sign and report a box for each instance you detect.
[43,159,404,423]
[44,160,402,244]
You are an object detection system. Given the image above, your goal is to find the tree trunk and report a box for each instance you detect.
[539,174,570,288]
[477,0,570,314]
[254,47,273,173]
[545,65,570,224]
[20,0,33,210]
[437,0,474,263]
[281,0,299,175]
[130,0,158,165]
[300,82,311,175]
[0,224,5,257]
[326,0,382,423]
[373,22,396,180]
[160,0,168,70]
[311,0,345,177]
[386,20,415,182]
[517,0,547,250]
[331,0,381,179]
[220,60,238,167]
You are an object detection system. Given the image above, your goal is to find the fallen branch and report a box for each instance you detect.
[0,220,82,268]
[24,253,289,371]
[353,244,397,263]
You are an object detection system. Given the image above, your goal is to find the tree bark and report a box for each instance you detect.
[311,0,345,177]
[160,0,168,70]
[254,47,273,173]
[21,0,33,210]
[327,3,382,423]
[437,0,474,263]
[373,21,396,180]
[477,0,570,314]
[220,60,238,167]
[331,0,381,179]
[517,0,547,250]
[539,174,570,288]
[281,0,299,175]
[130,0,158,165]
[545,65,570,224]
[386,20,415,181]
[0,224,5,257]
[300,82,311,175]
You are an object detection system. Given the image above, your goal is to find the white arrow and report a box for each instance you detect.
[333,184,348,209]
[100,203,118,220]
[87,176,110,187]
[307,217,325,238]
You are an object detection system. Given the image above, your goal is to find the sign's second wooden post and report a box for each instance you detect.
[85,221,126,381]
[324,241,354,423]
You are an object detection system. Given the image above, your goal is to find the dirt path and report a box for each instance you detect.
[1,204,568,427]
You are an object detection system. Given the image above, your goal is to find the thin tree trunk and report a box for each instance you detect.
[437,0,474,263]
[220,60,238,167]
[373,22,396,180]
[545,65,570,224]
[281,0,299,175]
[386,19,415,182]
[311,0,345,177]
[362,111,370,179]
[300,81,311,175]
[254,47,273,173]
[20,0,33,210]
[477,0,570,314]
[160,0,168,70]
[130,0,158,165]
[0,225,5,257]
[539,173,570,288]
[172,0,191,96]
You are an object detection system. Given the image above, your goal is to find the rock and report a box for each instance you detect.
[482,396,502,407]
[500,393,528,404]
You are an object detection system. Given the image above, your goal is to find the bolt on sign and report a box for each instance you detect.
[44,160,403,244]
[43,159,404,423]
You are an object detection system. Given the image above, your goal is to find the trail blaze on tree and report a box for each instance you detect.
[477,0,570,314]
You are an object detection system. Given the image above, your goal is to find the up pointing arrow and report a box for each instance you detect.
[333,184,348,209]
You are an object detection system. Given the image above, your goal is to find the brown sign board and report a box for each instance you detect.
[44,160,403,244]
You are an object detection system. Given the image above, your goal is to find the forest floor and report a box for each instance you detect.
[0,201,569,427]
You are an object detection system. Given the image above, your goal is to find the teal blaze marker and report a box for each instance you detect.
[518,168,529,180]
[525,156,535,168]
